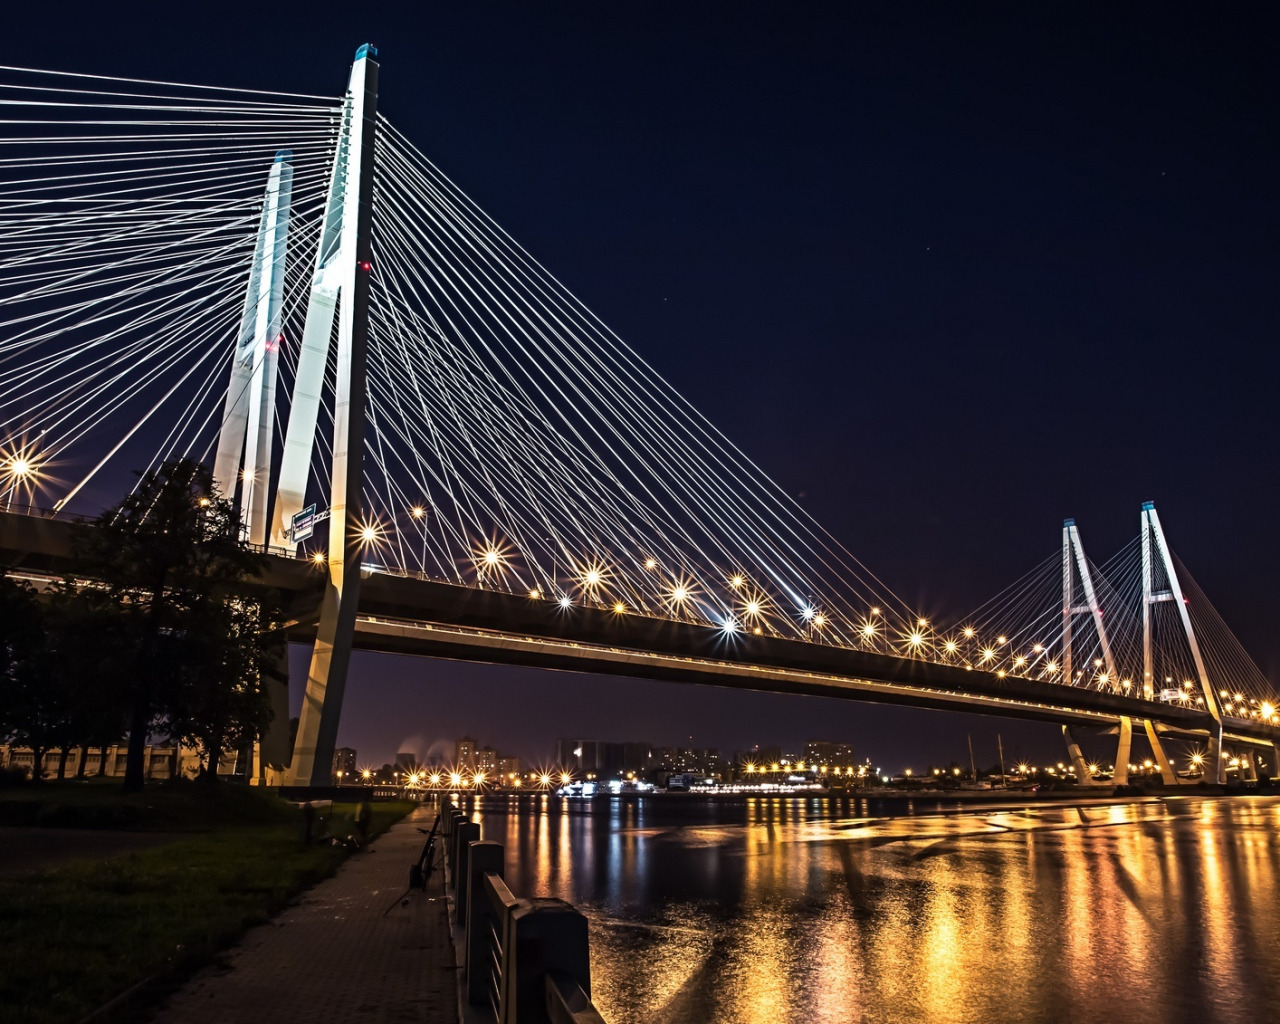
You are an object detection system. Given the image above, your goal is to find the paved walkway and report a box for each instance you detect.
[151,805,458,1024]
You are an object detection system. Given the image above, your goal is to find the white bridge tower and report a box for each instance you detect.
[212,149,293,543]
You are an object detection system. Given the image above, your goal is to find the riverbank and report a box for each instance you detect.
[0,782,414,1024]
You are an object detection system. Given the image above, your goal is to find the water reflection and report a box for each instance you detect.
[464,794,1280,1023]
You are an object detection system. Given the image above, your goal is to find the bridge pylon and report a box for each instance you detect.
[275,45,379,788]
[1141,501,1225,784]
[212,149,293,543]
[1060,518,1116,687]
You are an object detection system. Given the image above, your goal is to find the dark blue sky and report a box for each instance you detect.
[10,3,1279,769]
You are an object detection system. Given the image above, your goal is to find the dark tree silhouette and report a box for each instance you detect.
[81,458,278,791]
[0,576,54,780]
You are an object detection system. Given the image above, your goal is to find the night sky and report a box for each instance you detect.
[8,3,1279,771]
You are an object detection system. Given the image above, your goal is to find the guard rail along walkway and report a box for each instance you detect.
[442,805,608,1024]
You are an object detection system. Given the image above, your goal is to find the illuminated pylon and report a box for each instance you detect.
[212,149,293,544]
[1062,518,1176,787]
[275,45,379,787]
[1060,518,1116,685]
[1141,500,1224,783]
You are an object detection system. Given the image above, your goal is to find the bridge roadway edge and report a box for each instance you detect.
[3,510,1277,745]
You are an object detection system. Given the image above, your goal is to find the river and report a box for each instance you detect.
[460,792,1280,1024]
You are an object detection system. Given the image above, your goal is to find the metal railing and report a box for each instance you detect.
[444,806,608,1024]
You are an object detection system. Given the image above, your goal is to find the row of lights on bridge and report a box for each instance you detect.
[297,515,1280,719]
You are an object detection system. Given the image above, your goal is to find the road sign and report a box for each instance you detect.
[291,503,317,543]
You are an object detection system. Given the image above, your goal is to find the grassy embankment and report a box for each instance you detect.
[0,782,414,1024]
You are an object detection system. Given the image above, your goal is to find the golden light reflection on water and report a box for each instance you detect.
[464,795,1280,1024]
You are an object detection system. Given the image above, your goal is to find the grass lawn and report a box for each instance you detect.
[0,783,414,1024]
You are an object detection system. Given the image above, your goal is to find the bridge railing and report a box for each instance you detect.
[0,502,94,523]
[443,807,607,1024]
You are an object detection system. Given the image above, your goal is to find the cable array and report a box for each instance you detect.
[0,66,338,509]
[353,117,920,646]
[0,64,1272,714]
[951,535,1277,716]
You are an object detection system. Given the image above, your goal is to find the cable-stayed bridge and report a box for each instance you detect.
[0,49,1276,787]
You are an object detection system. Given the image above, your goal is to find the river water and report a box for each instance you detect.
[459,793,1280,1024]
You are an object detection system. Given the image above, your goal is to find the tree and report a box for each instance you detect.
[167,586,284,784]
[81,458,278,791]
[0,576,55,780]
[40,580,133,778]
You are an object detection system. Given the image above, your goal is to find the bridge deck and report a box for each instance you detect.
[6,510,1273,746]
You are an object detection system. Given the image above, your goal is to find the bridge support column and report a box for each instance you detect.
[1141,720,1179,786]
[281,46,379,787]
[1207,725,1225,786]
[1062,726,1106,787]
[254,644,293,784]
[1112,716,1133,786]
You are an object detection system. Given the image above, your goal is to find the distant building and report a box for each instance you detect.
[1,743,233,781]
[805,740,855,768]
[621,742,653,775]
[652,746,722,776]
[754,745,782,768]
[395,751,415,770]
[332,747,357,781]
[556,738,602,776]
[476,745,499,775]
[456,736,477,771]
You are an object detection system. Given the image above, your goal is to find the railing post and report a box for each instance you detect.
[454,821,481,925]
[505,898,593,1024]
[546,971,608,1024]
[447,808,466,880]
[465,841,505,1004]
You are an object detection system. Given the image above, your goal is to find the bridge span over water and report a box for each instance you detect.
[0,49,1276,788]
[3,510,1275,787]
